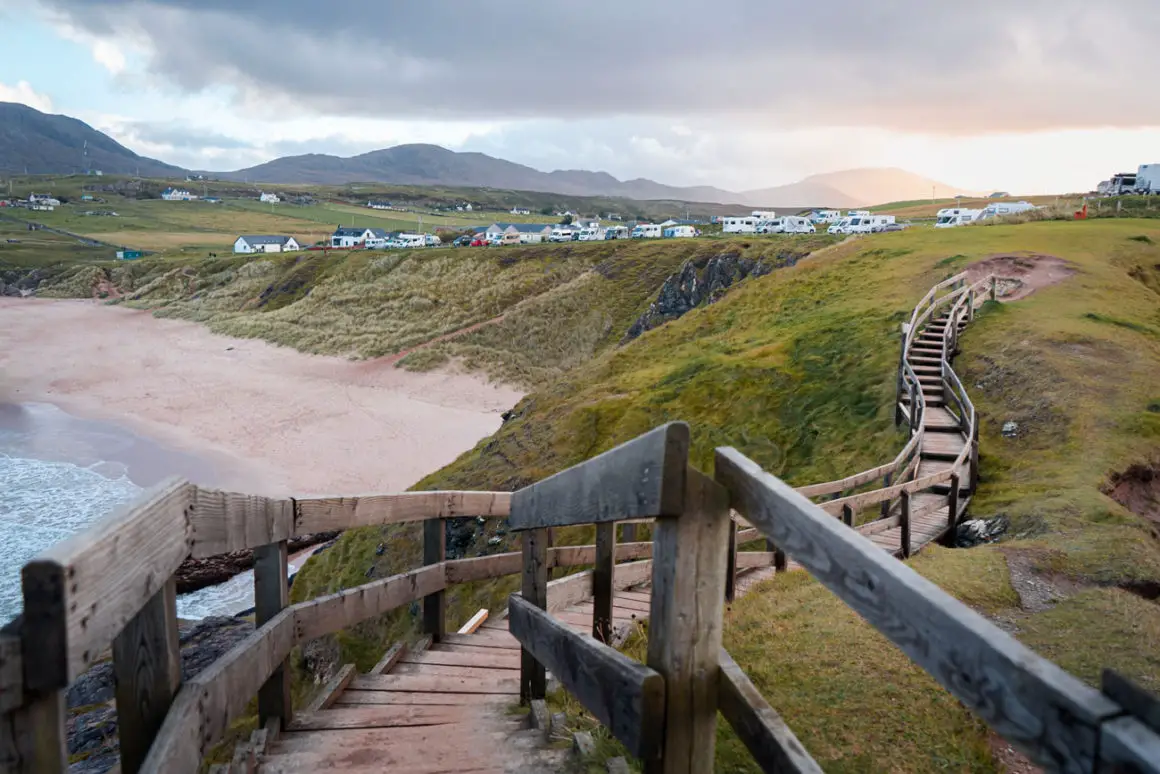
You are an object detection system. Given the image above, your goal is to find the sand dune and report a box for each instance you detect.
[0,298,522,496]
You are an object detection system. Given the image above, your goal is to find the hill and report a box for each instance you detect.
[742,168,978,209]
[0,102,184,178]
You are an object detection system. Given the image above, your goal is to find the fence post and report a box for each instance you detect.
[841,504,854,527]
[649,467,730,774]
[942,474,960,547]
[520,528,548,704]
[969,422,980,494]
[908,382,918,435]
[990,275,997,302]
[899,490,912,559]
[254,541,292,730]
[422,518,446,643]
[112,577,181,774]
[621,523,637,543]
[880,473,892,519]
[593,522,615,643]
[895,323,909,426]
[724,517,738,603]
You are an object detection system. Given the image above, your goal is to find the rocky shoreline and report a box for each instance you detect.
[174,530,339,593]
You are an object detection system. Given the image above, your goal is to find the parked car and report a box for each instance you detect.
[880,223,908,232]
[452,235,473,247]
[470,238,487,247]
[500,232,520,246]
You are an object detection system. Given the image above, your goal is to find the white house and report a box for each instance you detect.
[259,193,280,204]
[722,216,758,234]
[234,235,301,254]
[161,188,198,201]
[362,228,392,248]
[508,224,553,243]
[331,226,377,247]
[510,207,531,216]
[29,193,61,206]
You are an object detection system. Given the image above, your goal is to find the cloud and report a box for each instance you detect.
[0,80,54,112]
[37,0,1160,133]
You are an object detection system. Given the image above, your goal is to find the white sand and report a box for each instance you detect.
[0,299,523,496]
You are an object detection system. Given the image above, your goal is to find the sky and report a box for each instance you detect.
[1,0,1158,194]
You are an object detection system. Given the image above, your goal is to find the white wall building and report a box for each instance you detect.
[161,188,198,201]
[233,235,301,253]
[259,193,280,204]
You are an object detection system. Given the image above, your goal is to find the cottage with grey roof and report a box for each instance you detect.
[233,235,301,254]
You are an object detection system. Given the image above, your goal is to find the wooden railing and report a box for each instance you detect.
[2,271,1158,773]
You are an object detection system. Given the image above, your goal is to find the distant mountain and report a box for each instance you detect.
[0,103,975,207]
[0,102,184,178]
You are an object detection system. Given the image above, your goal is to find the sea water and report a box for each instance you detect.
[0,403,259,621]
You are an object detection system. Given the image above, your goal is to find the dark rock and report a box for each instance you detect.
[955,515,1010,547]
[174,531,338,593]
[623,250,804,341]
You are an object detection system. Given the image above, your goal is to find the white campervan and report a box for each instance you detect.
[549,226,575,242]
[758,216,815,234]
[631,224,662,239]
[977,201,1037,220]
[811,210,842,224]
[605,225,630,240]
[722,216,758,234]
[395,233,426,248]
[577,226,605,241]
[827,218,851,235]
[934,208,983,228]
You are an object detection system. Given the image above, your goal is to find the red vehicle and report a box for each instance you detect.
[470,238,486,247]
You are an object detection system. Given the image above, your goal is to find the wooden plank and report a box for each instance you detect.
[509,422,689,530]
[305,664,355,712]
[112,577,181,774]
[445,552,520,583]
[288,704,474,731]
[725,518,738,603]
[593,523,615,642]
[349,673,519,694]
[520,528,548,704]
[646,467,730,774]
[335,689,511,707]
[402,649,519,670]
[457,609,489,634]
[899,490,912,559]
[391,663,518,677]
[1103,669,1160,735]
[612,559,653,590]
[551,541,653,567]
[290,564,445,643]
[187,487,292,558]
[736,552,776,569]
[715,447,1122,773]
[21,478,191,689]
[294,490,511,534]
[142,608,298,772]
[508,594,664,760]
[1098,716,1160,774]
[0,620,22,714]
[10,690,67,773]
[254,541,291,728]
[368,641,406,675]
[437,633,518,650]
[735,527,760,544]
[718,649,822,773]
[423,518,446,642]
[547,569,593,612]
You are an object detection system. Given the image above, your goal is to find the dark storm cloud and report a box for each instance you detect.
[41,0,1160,131]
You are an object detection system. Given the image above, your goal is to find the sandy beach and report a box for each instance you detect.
[0,298,523,495]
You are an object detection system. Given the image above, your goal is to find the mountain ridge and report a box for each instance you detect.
[0,101,974,207]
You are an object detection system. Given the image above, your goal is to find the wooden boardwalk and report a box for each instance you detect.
[257,592,653,773]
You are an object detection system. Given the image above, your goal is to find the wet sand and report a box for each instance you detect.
[0,298,523,496]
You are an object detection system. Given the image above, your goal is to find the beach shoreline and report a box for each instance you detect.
[0,297,523,496]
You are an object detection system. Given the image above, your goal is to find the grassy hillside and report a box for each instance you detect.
[317,219,1157,771]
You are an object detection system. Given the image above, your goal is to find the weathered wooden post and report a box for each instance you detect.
[899,490,912,559]
[895,323,910,426]
[254,541,291,730]
[724,517,738,603]
[520,527,548,703]
[621,523,637,543]
[908,381,919,434]
[593,523,615,643]
[422,517,446,643]
[990,275,997,302]
[969,421,981,493]
[942,474,960,547]
[655,465,731,774]
[880,472,893,519]
[841,504,854,528]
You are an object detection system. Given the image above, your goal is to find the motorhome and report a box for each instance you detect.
[827,218,851,235]
[1098,173,1138,196]
[721,216,758,234]
[395,233,427,248]
[810,210,842,224]
[604,225,630,240]
[978,201,1037,220]
[549,226,575,242]
[758,216,815,234]
[844,215,895,234]
[577,226,606,241]
[424,234,442,246]
[846,210,871,218]
[751,210,777,222]
[663,225,697,238]
[934,208,983,228]
[631,223,663,239]
[1136,163,1160,194]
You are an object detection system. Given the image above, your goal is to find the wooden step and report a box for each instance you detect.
[922,406,962,431]
[921,432,967,458]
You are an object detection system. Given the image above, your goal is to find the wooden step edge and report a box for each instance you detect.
[456,608,489,635]
[369,641,406,676]
[304,663,356,713]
